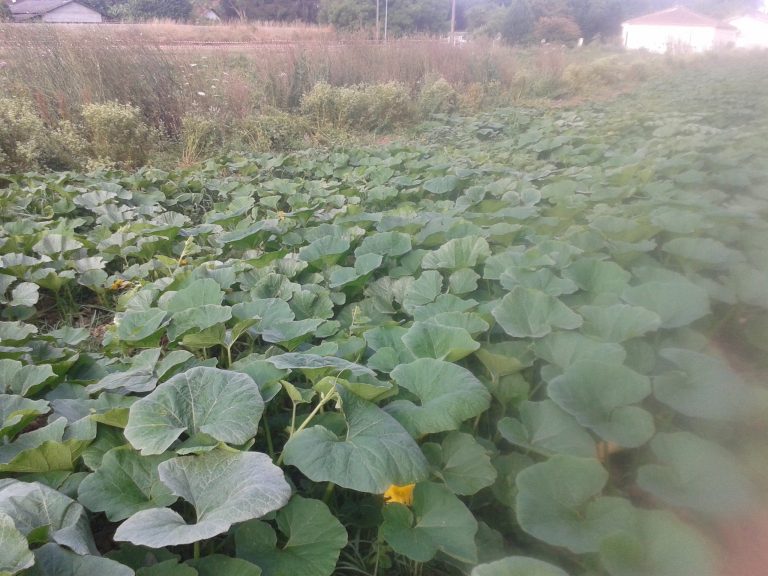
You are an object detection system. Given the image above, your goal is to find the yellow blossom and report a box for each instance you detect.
[383,484,415,506]
[277,210,286,221]
[109,279,131,291]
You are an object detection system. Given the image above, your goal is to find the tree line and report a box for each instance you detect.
[39,0,764,41]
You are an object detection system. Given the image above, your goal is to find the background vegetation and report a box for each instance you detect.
[0,23,666,171]
[63,0,764,39]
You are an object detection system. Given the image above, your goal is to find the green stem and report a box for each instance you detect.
[373,537,382,576]
[290,401,297,436]
[276,390,337,466]
[263,415,275,461]
[322,481,335,505]
[226,345,233,368]
[193,541,200,560]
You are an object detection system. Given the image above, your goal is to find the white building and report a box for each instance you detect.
[8,0,104,23]
[622,6,737,54]
[728,12,768,48]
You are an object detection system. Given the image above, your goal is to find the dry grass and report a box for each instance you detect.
[0,20,337,45]
[0,21,674,168]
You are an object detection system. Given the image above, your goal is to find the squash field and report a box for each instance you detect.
[1,56,768,576]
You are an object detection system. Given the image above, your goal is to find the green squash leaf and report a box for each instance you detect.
[516,456,634,553]
[0,360,55,396]
[0,479,96,555]
[167,305,232,342]
[533,332,625,369]
[235,496,347,576]
[600,509,716,576]
[77,447,177,522]
[580,304,661,342]
[662,237,743,267]
[637,432,755,516]
[0,394,49,440]
[26,543,133,576]
[401,321,479,362]
[355,232,412,258]
[163,278,224,311]
[188,555,263,576]
[283,387,428,494]
[299,236,350,266]
[114,448,291,548]
[423,175,459,195]
[402,271,443,313]
[471,557,568,576]
[381,482,478,563]
[421,236,490,270]
[653,348,750,421]
[548,361,653,448]
[0,511,34,576]
[124,367,264,455]
[623,280,709,329]
[564,258,631,295]
[492,287,582,338]
[387,359,491,437]
[498,400,596,457]
[116,309,168,344]
[422,432,496,495]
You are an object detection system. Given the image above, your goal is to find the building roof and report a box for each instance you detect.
[8,0,94,17]
[728,11,768,24]
[623,6,736,30]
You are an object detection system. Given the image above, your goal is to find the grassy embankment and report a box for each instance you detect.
[0,21,675,171]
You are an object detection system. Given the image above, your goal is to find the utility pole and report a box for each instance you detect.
[376,0,380,42]
[384,0,389,43]
[450,0,456,45]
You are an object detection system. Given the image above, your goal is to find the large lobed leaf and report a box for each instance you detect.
[115,448,291,548]
[124,367,264,455]
[283,387,429,494]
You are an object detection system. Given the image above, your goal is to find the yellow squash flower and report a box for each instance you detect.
[109,279,131,291]
[383,484,415,506]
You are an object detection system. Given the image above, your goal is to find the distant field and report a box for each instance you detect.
[0,20,337,45]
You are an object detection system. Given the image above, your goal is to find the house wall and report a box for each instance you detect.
[729,16,768,48]
[623,23,732,53]
[42,2,103,23]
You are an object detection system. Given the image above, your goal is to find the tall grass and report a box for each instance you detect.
[0,25,185,131]
[0,22,672,169]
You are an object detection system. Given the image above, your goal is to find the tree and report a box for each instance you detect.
[500,0,535,43]
[0,2,10,22]
[467,0,763,42]
[386,0,451,35]
[534,15,582,41]
[220,0,319,22]
[318,0,375,30]
[110,0,194,21]
[320,0,451,35]
[569,0,623,39]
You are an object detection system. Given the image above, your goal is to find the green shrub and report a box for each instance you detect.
[301,82,414,132]
[0,98,87,172]
[44,121,89,171]
[417,76,459,117]
[0,98,48,172]
[82,102,154,167]
[180,114,225,165]
[236,111,311,152]
[562,57,639,92]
